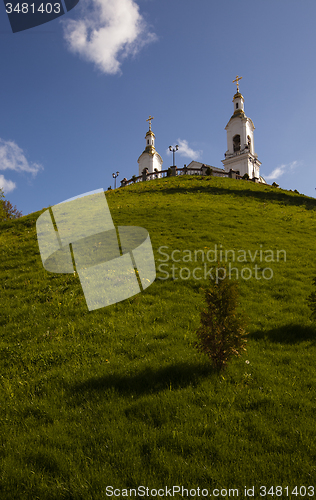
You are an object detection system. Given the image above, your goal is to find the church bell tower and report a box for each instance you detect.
[137,116,163,176]
[222,76,261,180]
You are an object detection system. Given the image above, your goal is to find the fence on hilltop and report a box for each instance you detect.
[119,165,251,188]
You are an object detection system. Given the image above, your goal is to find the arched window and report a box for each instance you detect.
[233,134,240,152]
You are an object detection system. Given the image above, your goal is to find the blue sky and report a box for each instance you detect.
[0,0,316,216]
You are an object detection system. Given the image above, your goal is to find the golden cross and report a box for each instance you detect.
[146,115,154,130]
[233,75,242,92]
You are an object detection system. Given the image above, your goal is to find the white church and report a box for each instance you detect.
[221,75,262,180]
[136,77,265,183]
[137,115,163,176]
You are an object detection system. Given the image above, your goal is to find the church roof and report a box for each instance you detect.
[226,114,255,129]
[232,109,246,118]
[186,161,225,174]
[137,149,163,163]
[226,111,246,124]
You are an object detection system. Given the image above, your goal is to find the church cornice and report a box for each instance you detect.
[223,150,261,165]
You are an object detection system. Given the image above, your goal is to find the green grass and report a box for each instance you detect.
[1,175,316,498]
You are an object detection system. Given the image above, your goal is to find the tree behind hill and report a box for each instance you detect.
[0,188,22,221]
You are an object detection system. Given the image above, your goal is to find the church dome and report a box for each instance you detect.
[232,108,245,118]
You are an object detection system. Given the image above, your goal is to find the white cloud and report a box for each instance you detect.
[265,165,286,180]
[166,139,202,161]
[0,138,43,193]
[62,0,157,75]
[265,161,298,181]
[0,139,43,175]
[0,174,16,194]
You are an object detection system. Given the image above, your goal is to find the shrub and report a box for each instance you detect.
[132,175,137,183]
[272,182,279,188]
[167,167,172,177]
[205,167,213,176]
[194,268,248,372]
[0,188,22,221]
[242,173,249,180]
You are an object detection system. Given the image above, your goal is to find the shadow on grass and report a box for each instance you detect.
[68,361,215,401]
[139,177,316,209]
[250,324,316,344]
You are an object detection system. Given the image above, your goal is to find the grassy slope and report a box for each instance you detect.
[1,176,316,498]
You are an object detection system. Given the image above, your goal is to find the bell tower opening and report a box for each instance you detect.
[233,134,240,152]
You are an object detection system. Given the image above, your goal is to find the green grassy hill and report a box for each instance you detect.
[1,176,316,498]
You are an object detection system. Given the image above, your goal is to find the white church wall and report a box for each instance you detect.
[245,121,254,154]
[153,154,162,172]
[241,122,247,150]
[138,152,162,176]
[226,128,233,154]
[138,154,152,176]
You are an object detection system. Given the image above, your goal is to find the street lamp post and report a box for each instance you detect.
[169,145,179,166]
[112,171,119,189]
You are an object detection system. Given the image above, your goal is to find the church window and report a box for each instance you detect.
[147,140,149,144]
[233,135,240,152]
[236,103,238,109]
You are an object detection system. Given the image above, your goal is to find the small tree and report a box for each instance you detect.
[0,188,22,221]
[195,268,248,371]
[206,166,213,176]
